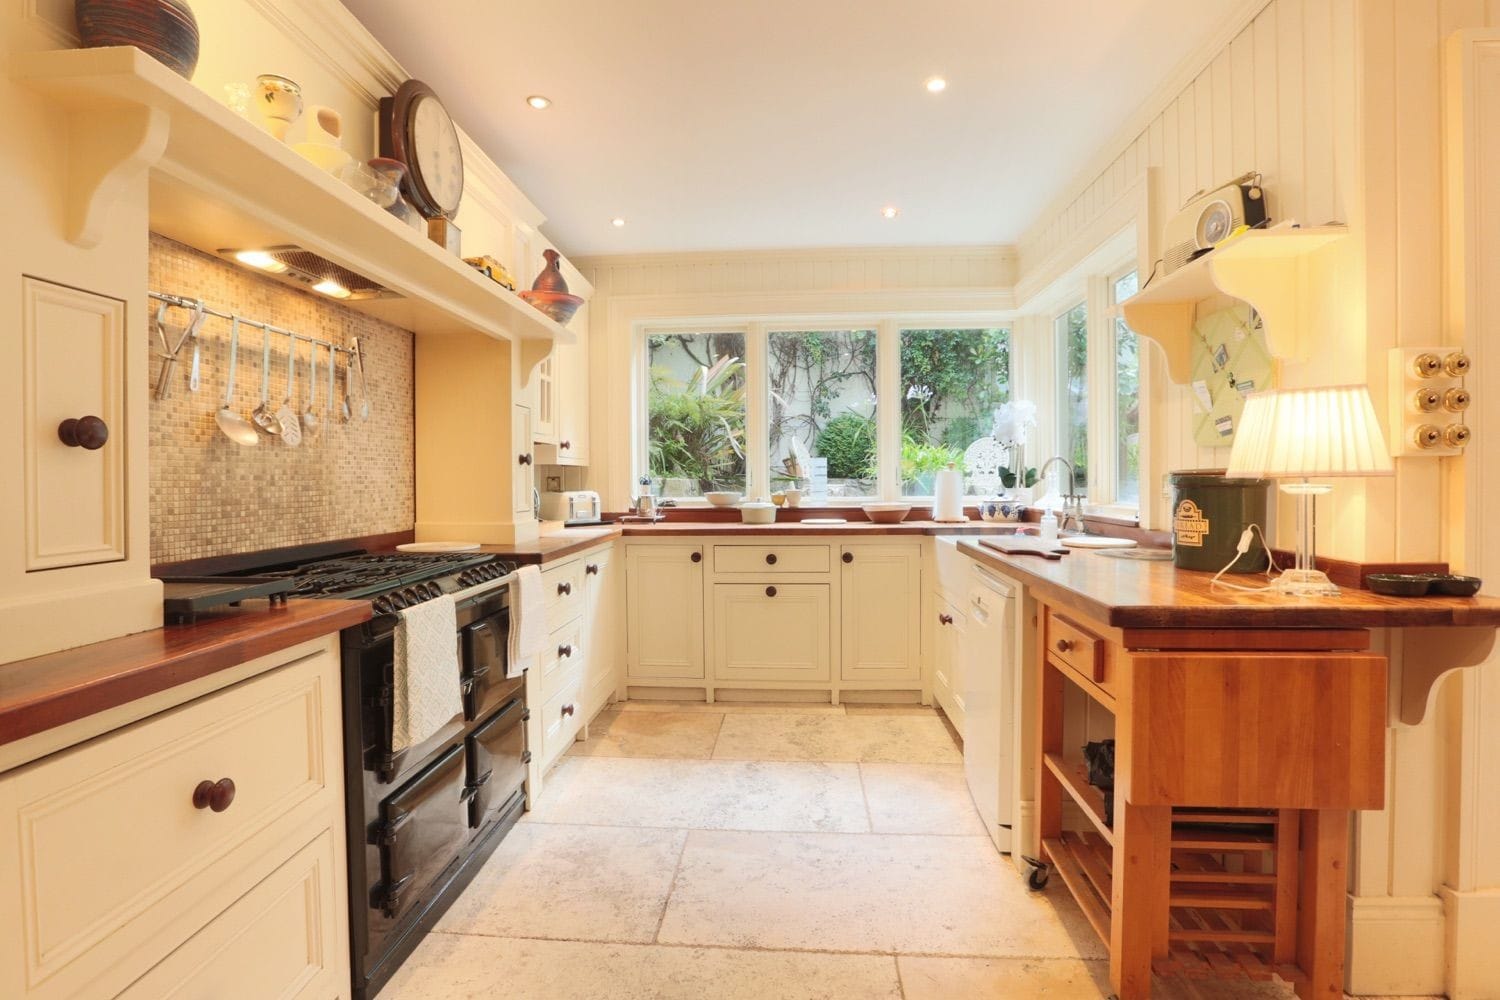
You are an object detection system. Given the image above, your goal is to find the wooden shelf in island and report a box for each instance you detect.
[1121,224,1347,383]
[13,46,573,357]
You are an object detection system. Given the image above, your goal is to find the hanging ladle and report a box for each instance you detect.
[301,342,322,440]
[251,325,281,435]
[215,316,260,446]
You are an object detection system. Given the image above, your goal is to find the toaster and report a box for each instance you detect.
[539,490,603,525]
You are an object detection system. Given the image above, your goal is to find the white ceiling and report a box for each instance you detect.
[340,0,1240,258]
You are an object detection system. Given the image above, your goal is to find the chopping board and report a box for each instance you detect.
[1059,536,1137,549]
[978,537,1070,560]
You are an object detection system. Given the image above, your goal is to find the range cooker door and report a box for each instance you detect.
[366,633,466,785]
[461,608,512,721]
[372,743,469,922]
[466,694,529,832]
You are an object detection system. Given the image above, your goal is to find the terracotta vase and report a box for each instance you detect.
[531,249,570,293]
[75,0,200,79]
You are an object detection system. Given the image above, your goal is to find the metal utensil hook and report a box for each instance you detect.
[153,298,206,400]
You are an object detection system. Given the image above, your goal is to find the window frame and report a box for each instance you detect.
[636,315,1012,503]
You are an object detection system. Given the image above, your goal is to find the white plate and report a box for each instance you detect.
[1059,536,1137,549]
[397,541,482,552]
[800,517,848,525]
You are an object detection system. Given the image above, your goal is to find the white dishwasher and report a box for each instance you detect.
[963,565,1017,853]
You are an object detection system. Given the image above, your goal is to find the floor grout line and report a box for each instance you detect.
[892,953,908,1000]
[856,762,876,834]
[651,828,692,945]
[426,927,1107,964]
[520,816,990,837]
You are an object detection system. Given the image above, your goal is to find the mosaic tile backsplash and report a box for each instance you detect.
[149,235,415,564]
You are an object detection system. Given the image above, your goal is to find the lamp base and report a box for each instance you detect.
[1270,567,1340,597]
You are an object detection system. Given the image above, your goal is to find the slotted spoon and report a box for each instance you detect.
[277,333,302,447]
[215,317,260,446]
[301,342,322,439]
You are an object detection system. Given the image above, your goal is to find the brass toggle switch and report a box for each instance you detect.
[1444,388,1471,412]
[1444,351,1472,377]
[1413,353,1444,378]
[1414,424,1443,449]
[1444,424,1472,448]
[1414,387,1442,411]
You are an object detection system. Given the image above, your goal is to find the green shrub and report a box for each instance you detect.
[816,414,876,479]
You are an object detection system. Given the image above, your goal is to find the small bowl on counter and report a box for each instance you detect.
[704,491,743,507]
[740,498,777,525]
[861,502,913,524]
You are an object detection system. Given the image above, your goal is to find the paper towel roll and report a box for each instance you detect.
[933,464,966,522]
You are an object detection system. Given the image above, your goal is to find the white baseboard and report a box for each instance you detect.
[1346,894,1446,996]
[1440,886,1500,1000]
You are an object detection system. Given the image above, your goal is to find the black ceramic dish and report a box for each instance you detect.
[1432,575,1483,597]
[1367,573,1433,596]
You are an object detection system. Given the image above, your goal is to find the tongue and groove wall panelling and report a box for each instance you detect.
[148,236,415,564]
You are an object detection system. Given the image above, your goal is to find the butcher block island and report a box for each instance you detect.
[958,541,1500,1000]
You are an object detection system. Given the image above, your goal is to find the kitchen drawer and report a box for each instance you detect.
[540,673,585,767]
[543,560,584,629]
[1044,608,1115,701]
[539,617,585,701]
[714,544,830,575]
[118,827,347,1000]
[933,536,972,605]
[0,650,340,999]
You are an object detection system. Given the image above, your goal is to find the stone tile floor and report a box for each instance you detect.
[384,703,1439,999]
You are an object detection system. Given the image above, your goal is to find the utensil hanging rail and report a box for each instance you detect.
[149,291,354,357]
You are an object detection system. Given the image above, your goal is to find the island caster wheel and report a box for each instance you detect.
[1021,855,1050,891]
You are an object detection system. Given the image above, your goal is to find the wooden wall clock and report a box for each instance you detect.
[379,79,465,220]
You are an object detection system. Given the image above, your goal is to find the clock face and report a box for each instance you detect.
[408,92,463,217]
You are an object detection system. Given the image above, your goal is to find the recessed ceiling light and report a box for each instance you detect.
[881,206,900,219]
[925,76,947,93]
[611,217,626,228]
[526,95,552,110]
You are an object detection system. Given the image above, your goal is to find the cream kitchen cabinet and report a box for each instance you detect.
[532,263,592,467]
[581,544,621,714]
[532,355,557,444]
[931,593,967,736]
[839,543,922,684]
[625,543,706,681]
[513,402,535,516]
[712,583,831,683]
[0,641,349,999]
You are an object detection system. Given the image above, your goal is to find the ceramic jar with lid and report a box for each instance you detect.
[740,498,777,525]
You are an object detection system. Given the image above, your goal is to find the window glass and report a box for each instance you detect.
[898,328,1010,496]
[1055,303,1088,492]
[766,330,878,499]
[646,332,747,496]
[1112,272,1141,506]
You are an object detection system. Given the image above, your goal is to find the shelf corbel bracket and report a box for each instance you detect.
[1209,254,1308,368]
[62,104,169,248]
[1395,626,1497,726]
[518,338,554,389]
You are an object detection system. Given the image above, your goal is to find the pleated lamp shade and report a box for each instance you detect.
[1226,385,1394,479]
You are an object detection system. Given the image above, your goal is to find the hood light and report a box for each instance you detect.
[235,250,288,273]
[312,278,352,299]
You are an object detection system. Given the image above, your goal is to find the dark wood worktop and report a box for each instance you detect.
[959,539,1500,628]
[619,519,1021,537]
[479,525,621,564]
[0,598,370,748]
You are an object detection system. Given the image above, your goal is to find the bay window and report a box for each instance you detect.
[1054,302,1089,494]
[899,328,1009,497]
[766,329,878,499]
[1110,271,1142,507]
[646,331,748,497]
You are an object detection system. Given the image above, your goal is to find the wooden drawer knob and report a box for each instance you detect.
[690,552,702,563]
[192,777,236,813]
[585,563,599,575]
[765,586,777,597]
[518,453,532,466]
[560,440,571,449]
[558,643,573,658]
[557,581,572,596]
[561,703,575,718]
[939,613,953,625]
[1055,639,1074,653]
[58,416,109,450]
[842,552,854,564]
[765,553,778,565]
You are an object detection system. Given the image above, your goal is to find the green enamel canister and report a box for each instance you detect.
[1169,469,1271,573]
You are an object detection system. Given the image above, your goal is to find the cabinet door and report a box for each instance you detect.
[531,354,557,444]
[21,277,126,571]
[554,301,589,464]
[582,546,618,712]
[713,583,830,682]
[932,594,967,736]
[625,545,704,680]
[512,403,534,516]
[840,544,921,683]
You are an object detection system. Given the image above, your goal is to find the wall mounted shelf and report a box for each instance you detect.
[1122,224,1347,383]
[14,46,573,351]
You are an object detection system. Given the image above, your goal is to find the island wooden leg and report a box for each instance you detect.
[1295,809,1349,999]
[1110,800,1172,999]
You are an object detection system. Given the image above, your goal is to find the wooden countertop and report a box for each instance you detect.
[959,540,1500,628]
[619,519,1019,537]
[478,525,621,563]
[0,598,370,748]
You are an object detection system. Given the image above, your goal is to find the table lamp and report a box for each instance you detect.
[1225,385,1393,596]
